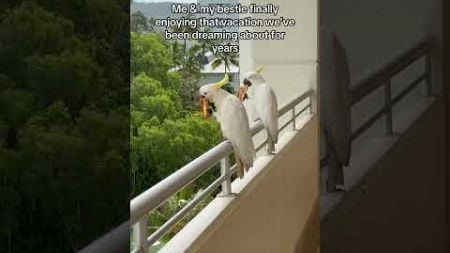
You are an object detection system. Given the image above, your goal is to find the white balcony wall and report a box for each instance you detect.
[162,116,319,253]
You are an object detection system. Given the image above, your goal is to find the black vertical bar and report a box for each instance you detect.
[384,80,393,134]
[426,52,433,96]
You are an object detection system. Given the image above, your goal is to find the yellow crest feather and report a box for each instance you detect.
[256,66,263,74]
[214,74,229,89]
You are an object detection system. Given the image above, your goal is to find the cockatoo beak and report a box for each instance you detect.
[200,74,229,119]
[199,96,210,119]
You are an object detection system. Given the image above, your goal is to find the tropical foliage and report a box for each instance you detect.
[0,0,129,252]
[130,32,224,197]
[130,9,236,248]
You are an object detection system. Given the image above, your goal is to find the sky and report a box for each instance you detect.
[133,0,197,3]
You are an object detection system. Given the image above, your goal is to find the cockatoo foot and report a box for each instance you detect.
[217,192,237,198]
[235,153,245,179]
[266,145,276,155]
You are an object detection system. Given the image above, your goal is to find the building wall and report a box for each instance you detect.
[321,100,447,253]
[321,0,443,140]
[321,2,446,251]
[238,0,319,156]
[239,0,318,111]
[444,2,450,248]
[321,0,442,89]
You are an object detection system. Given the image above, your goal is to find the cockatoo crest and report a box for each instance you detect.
[256,66,263,74]
[242,69,266,87]
[199,74,229,101]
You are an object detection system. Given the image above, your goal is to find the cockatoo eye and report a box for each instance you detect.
[243,79,252,87]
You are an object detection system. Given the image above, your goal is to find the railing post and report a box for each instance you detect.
[133,217,148,253]
[292,107,296,130]
[426,52,433,96]
[220,156,232,196]
[384,80,393,134]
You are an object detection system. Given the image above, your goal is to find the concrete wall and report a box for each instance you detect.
[444,3,450,249]
[321,100,447,253]
[321,1,447,251]
[321,0,443,137]
[240,0,318,112]
[192,117,318,253]
[162,116,319,253]
[238,0,319,156]
[321,0,442,89]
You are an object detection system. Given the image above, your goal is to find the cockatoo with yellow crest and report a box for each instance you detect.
[199,74,256,178]
[239,67,278,154]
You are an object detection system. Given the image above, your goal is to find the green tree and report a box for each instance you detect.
[131,11,148,33]
[211,46,239,74]
[0,1,129,251]
[170,13,197,54]
[179,46,204,110]
[170,41,184,67]
[129,26,228,247]
[131,33,172,80]
[129,29,225,195]
[148,17,156,32]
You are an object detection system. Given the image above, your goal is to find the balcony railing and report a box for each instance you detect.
[323,39,435,191]
[79,89,314,253]
[350,40,434,140]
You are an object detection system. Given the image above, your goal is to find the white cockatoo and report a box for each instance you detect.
[199,74,256,178]
[239,67,278,154]
[320,25,351,192]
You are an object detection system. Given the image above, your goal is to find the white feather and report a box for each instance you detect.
[253,82,278,144]
[200,81,256,177]
[215,90,256,169]
[241,72,279,153]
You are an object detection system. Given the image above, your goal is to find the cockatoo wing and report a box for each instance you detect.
[254,83,279,144]
[219,95,256,169]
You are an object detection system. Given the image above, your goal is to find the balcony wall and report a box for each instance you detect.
[321,0,443,90]
[320,99,447,253]
[162,115,319,253]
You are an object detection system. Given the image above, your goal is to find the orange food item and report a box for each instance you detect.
[238,86,248,102]
[200,97,209,119]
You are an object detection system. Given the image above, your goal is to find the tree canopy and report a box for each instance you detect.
[0,1,129,251]
[130,32,223,197]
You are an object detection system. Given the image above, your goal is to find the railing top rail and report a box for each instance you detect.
[130,140,232,223]
[130,89,313,223]
[350,40,434,105]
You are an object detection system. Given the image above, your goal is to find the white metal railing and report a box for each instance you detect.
[78,90,313,253]
[349,40,434,141]
[321,39,435,191]
[130,90,313,253]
